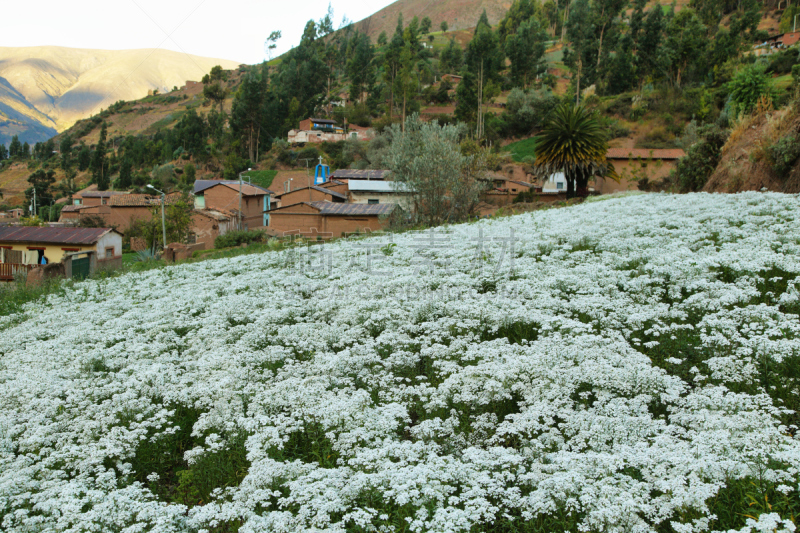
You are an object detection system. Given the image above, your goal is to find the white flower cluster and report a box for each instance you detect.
[1,192,800,533]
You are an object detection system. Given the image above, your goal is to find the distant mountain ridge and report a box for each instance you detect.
[353,0,513,41]
[0,46,240,146]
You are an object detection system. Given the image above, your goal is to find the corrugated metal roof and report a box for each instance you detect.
[347,181,410,193]
[607,148,686,160]
[221,183,272,196]
[310,118,338,124]
[61,205,87,213]
[310,201,398,216]
[331,169,390,180]
[0,227,116,245]
[195,209,233,222]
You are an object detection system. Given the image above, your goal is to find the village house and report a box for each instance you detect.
[60,193,185,233]
[0,208,24,219]
[271,183,349,210]
[193,180,272,229]
[596,148,686,194]
[288,118,375,144]
[268,201,398,238]
[72,188,130,207]
[347,180,414,210]
[482,174,535,206]
[0,227,122,281]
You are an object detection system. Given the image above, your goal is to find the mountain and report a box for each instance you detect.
[0,46,241,146]
[353,0,512,41]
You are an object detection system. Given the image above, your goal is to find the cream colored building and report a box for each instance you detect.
[0,227,122,265]
[347,181,414,211]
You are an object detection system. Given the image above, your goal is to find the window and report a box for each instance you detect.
[74,199,82,205]
[557,182,565,190]
[105,247,114,259]
[101,198,108,205]
[368,199,379,205]
[187,233,197,245]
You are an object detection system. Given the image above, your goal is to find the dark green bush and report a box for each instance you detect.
[215,230,266,249]
[768,134,800,178]
[674,125,729,192]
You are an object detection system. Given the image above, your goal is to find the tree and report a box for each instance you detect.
[265,30,282,60]
[383,15,406,120]
[92,122,110,190]
[209,65,227,82]
[728,64,774,116]
[183,163,196,185]
[21,142,30,159]
[378,31,388,46]
[421,16,432,34]
[564,0,593,103]
[175,109,209,156]
[636,4,664,86]
[78,143,91,171]
[394,44,420,130]
[9,135,21,158]
[592,0,626,68]
[664,9,707,88]
[203,83,228,112]
[534,103,615,198]
[506,16,548,87]
[387,114,488,226]
[347,33,374,103]
[439,38,463,74]
[0,144,7,161]
[128,196,194,249]
[458,12,502,138]
[25,169,56,215]
[230,71,267,163]
[118,158,133,189]
[440,21,449,33]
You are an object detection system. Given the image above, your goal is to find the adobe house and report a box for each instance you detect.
[272,184,348,209]
[482,175,535,207]
[596,148,685,194]
[0,227,122,275]
[71,188,130,207]
[288,118,375,144]
[60,193,185,233]
[347,180,414,210]
[189,209,236,249]
[193,181,272,229]
[268,201,398,238]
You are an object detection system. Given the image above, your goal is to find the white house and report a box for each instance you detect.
[542,172,567,194]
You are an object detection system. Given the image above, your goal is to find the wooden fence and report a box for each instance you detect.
[0,263,34,281]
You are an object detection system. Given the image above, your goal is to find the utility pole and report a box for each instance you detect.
[147,185,167,250]
[239,168,252,231]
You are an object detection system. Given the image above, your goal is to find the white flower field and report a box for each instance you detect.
[2,192,800,533]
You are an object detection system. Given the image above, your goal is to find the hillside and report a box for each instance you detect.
[353,0,512,40]
[0,46,240,146]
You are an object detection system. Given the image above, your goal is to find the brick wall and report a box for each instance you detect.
[269,212,387,238]
[76,206,153,233]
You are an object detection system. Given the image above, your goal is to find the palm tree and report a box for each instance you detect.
[534,103,616,198]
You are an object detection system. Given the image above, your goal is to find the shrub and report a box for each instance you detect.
[767,134,800,178]
[674,125,728,192]
[214,230,266,249]
[727,64,774,117]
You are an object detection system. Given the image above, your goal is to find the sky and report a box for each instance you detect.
[0,0,397,65]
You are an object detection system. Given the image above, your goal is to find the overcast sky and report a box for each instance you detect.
[1,0,396,64]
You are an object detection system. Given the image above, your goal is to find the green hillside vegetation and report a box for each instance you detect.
[2,0,799,210]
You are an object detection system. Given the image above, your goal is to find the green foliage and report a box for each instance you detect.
[503,137,538,163]
[247,170,277,189]
[727,63,774,116]
[25,168,56,215]
[438,38,463,74]
[674,125,728,192]
[214,230,267,249]
[387,114,487,226]
[92,122,110,190]
[766,134,800,178]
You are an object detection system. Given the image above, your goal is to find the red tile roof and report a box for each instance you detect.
[0,227,118,245]
[607,148,686,160]
[81,191,130,198]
